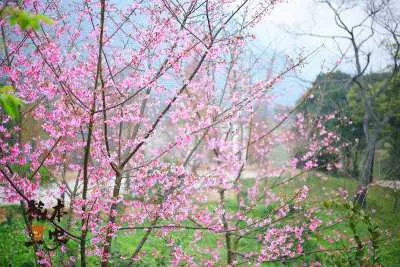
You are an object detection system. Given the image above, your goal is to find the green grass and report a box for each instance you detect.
[265,174,400,266]
[0,205,36,266]
[1,174,399,266]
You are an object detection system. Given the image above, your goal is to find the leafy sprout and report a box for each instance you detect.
[1,7,53,31]
[0,85,23,121]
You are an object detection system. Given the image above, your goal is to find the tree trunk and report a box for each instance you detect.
[101,172,122,267]
[351,148,360,178]
[356,135,376,207]
[361,140,375,186]
[219,190,233,265]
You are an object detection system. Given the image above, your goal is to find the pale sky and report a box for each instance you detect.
[251,0,399,106]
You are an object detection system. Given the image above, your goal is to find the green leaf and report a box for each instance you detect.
[8,14,18,26]
[35,14,54,25]
[1,7,54,31]
[0,85,14,94]
[0,93,23,121]
[30,17,40,31]
[18,11,31,30]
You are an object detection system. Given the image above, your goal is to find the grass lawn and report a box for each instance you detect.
[1,174,399,266]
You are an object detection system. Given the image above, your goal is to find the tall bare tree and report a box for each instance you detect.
[306,0,400,205]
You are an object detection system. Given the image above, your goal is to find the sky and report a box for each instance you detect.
[251,0,398,106]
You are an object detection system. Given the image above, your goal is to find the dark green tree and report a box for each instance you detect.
[348,73,400,181]
[296,71,364,176]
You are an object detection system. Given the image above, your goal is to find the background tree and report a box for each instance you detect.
[296,71,364,176]
[308,0,400,206]
[347,72,400,179]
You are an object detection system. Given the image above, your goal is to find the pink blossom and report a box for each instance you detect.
[309,219,322,232]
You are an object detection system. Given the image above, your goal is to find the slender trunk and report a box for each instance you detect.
[357,135,376,207]
[80,113,94,267]
[219,190,233,265]
[127,217,160,266]
[352,148,359,178]
[131,228,152,260]
[81,1,105,265]
[361,139,376,187]
[101,171,122,266]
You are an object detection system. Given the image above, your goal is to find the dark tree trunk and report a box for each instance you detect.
[351,149,359,178]
[356,134,377,207]
[361,140,376,186]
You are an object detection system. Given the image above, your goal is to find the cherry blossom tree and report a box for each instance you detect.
[0,0,381,266]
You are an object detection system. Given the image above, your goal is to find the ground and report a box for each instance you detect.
[0,174,399,266]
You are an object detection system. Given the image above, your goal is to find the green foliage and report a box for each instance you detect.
[348,73,400,180]
[296,71,364,175]
[11,163,53,185]
[0,7,53,31]
[299,71,352,116]
[323,199,382,265]
[0,206,35,266]
[0,85,23,121]
[347,72,394,124]
[298,70,400,179]
[382,75,400,180]
[271,175,400,266]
